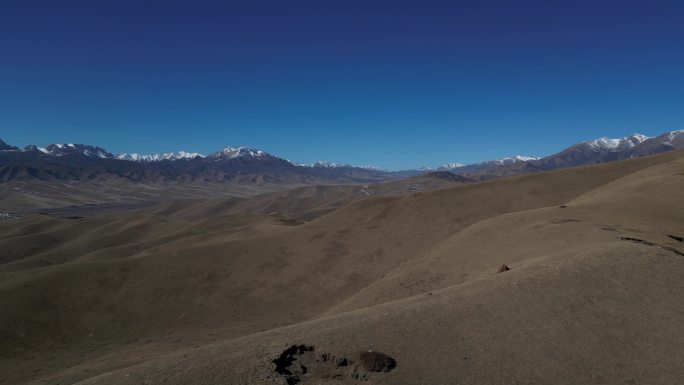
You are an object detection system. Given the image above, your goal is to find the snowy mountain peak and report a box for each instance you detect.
[499,155,540,163]
[41,143,114,158]
[439,162,465,170]
[585,134,650,151]
[475,155,540,166]
[208,146,268,159]
[631,133,650,142]
[312,161,347,168]
[302,161,381,170]
[116,151,204,162]
[665,129,684,143]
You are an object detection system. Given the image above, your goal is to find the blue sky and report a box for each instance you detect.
[1,0,683,169]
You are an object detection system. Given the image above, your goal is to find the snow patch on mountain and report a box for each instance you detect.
[665,129,684,144]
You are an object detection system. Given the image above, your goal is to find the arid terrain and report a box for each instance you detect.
[1,150,683,385]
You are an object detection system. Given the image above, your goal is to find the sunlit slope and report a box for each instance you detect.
[72,153,684,385]
[326,150,684,313]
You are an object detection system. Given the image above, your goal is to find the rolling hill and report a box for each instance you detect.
[0,149,682,384]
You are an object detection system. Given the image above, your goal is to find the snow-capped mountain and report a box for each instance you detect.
[494,155,540,164]
[116,151,204,162]
[205,146,295,170]
[621,130,684,158]
[665,129,684,144]
[438,162,465,170]
[208,146,269,159]
[445,155,538,175]
[36,143,114,158]
[584,134,649,151]
[303,161,381,170]
[431,131,682,176]
[534,133,657,170]
[310,161,350,168]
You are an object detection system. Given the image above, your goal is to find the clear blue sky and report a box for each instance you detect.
[1,0,683,169]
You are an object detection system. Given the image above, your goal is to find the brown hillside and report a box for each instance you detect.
[0,150,682,385]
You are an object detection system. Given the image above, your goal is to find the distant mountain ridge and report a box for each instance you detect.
[0,141,403,184]
[0,129,682,183]
[440,131,684,176]
[529,131,683,172]
[116,151,203,162]
[40,143,114,158]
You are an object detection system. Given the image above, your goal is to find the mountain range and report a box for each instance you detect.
[0,130,682,183]
[437,130,684,176]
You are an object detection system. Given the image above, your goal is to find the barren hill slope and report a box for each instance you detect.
[1,150,683,385]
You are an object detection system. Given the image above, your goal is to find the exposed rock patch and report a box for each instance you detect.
[272,345,314,384]
[271,345,396,384]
